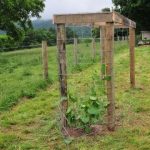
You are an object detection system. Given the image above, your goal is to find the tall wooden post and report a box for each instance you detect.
[92,38,96,60]
[73,38,78,65]
[42,41,48,80]
[57,24,68,128]
[105,23,115,131]
[129,28,135,88]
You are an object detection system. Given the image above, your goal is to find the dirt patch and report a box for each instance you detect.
[62,115,122,138]
[62,124,113,138]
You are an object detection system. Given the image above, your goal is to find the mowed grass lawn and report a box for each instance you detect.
[0,42,150,149]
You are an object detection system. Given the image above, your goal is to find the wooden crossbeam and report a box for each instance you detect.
[53,12,113,24]
[95,22,129,28]
[113,12,136,28]
[53,12,136,28]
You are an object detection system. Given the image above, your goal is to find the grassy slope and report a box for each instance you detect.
[0,42,101,111]
[0,44,150,149]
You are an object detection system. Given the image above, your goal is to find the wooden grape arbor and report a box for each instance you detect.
[53,11,136,131]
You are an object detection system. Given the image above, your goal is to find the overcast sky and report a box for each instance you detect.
[41,0,113,19]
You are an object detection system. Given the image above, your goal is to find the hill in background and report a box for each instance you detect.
[0,19,91,38]
[32,19,91,37]
[0,20,55,35]
[32,19,55,29]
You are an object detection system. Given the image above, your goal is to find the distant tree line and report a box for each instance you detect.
[1,0,149,52]
[0,0,45,40]
[112,0,150,32]
[0,27,79,52]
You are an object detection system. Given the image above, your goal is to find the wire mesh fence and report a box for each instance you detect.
[0,31,130,113]
[55,27,130,138]
[0,23,133,143]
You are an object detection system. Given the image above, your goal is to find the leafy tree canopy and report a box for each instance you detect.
[0,0,45,39]
[112,0,150,32]
[102,8,111,12]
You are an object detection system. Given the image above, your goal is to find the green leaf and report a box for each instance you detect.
[66,107,76,124]
[81,104,86,108]
[66,107,72,114]
[103,101,109,108]
[88,107,99,115]
[64,137,74,145]
[80,115,90,124]
[93,101,100,107]
[92,118,99,123]
[69,94,77,103]
[89,96,97,101]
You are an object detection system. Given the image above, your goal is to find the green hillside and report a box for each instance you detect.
[32,20,54,29]
[32,19,91,37]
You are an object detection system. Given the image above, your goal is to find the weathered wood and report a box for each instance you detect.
[54,12,113,24]
[54,12,136,28]
[129,28,135,88]
[96,22,130,29]
[42,41,48,80]
[113,11,136,28]
[73,38,78,65]
[104,23,115,131]
[92,38,96,59]
[54,11,136,133]
[57,24,68,128]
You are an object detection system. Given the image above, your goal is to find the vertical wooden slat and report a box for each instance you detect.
[129,28,135,88]
[105,23,115,131]
[42,41,48,80]
[73,38,78,65]
[57,24,68,128]
[92,38,96,59]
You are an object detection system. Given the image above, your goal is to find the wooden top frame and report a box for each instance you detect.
[53,11,136,28]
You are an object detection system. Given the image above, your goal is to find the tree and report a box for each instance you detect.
[92,28,100,38]
[0,0,45,39]
[23,28,56,46]
[102,8,111,12]
[112,0,150,32]
[91,7,111,38]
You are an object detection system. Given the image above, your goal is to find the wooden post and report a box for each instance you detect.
[105,23,115,131]
[92,38,96,59]
[42,41,48,80]
[56,24,68,128]
[129,28,135,88]
[101,27,106,79]
[73,38,78,65]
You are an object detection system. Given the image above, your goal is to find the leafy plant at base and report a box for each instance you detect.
[66,71,108,133]
[66,107,76,126]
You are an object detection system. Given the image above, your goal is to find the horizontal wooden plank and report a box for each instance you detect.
[53,12,136,28]
[95,22,129,28]
[53,12,113,24]
[113,11,136,28]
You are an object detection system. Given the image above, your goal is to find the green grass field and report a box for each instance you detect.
[0,42,150,150]
[0,41,103,111]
